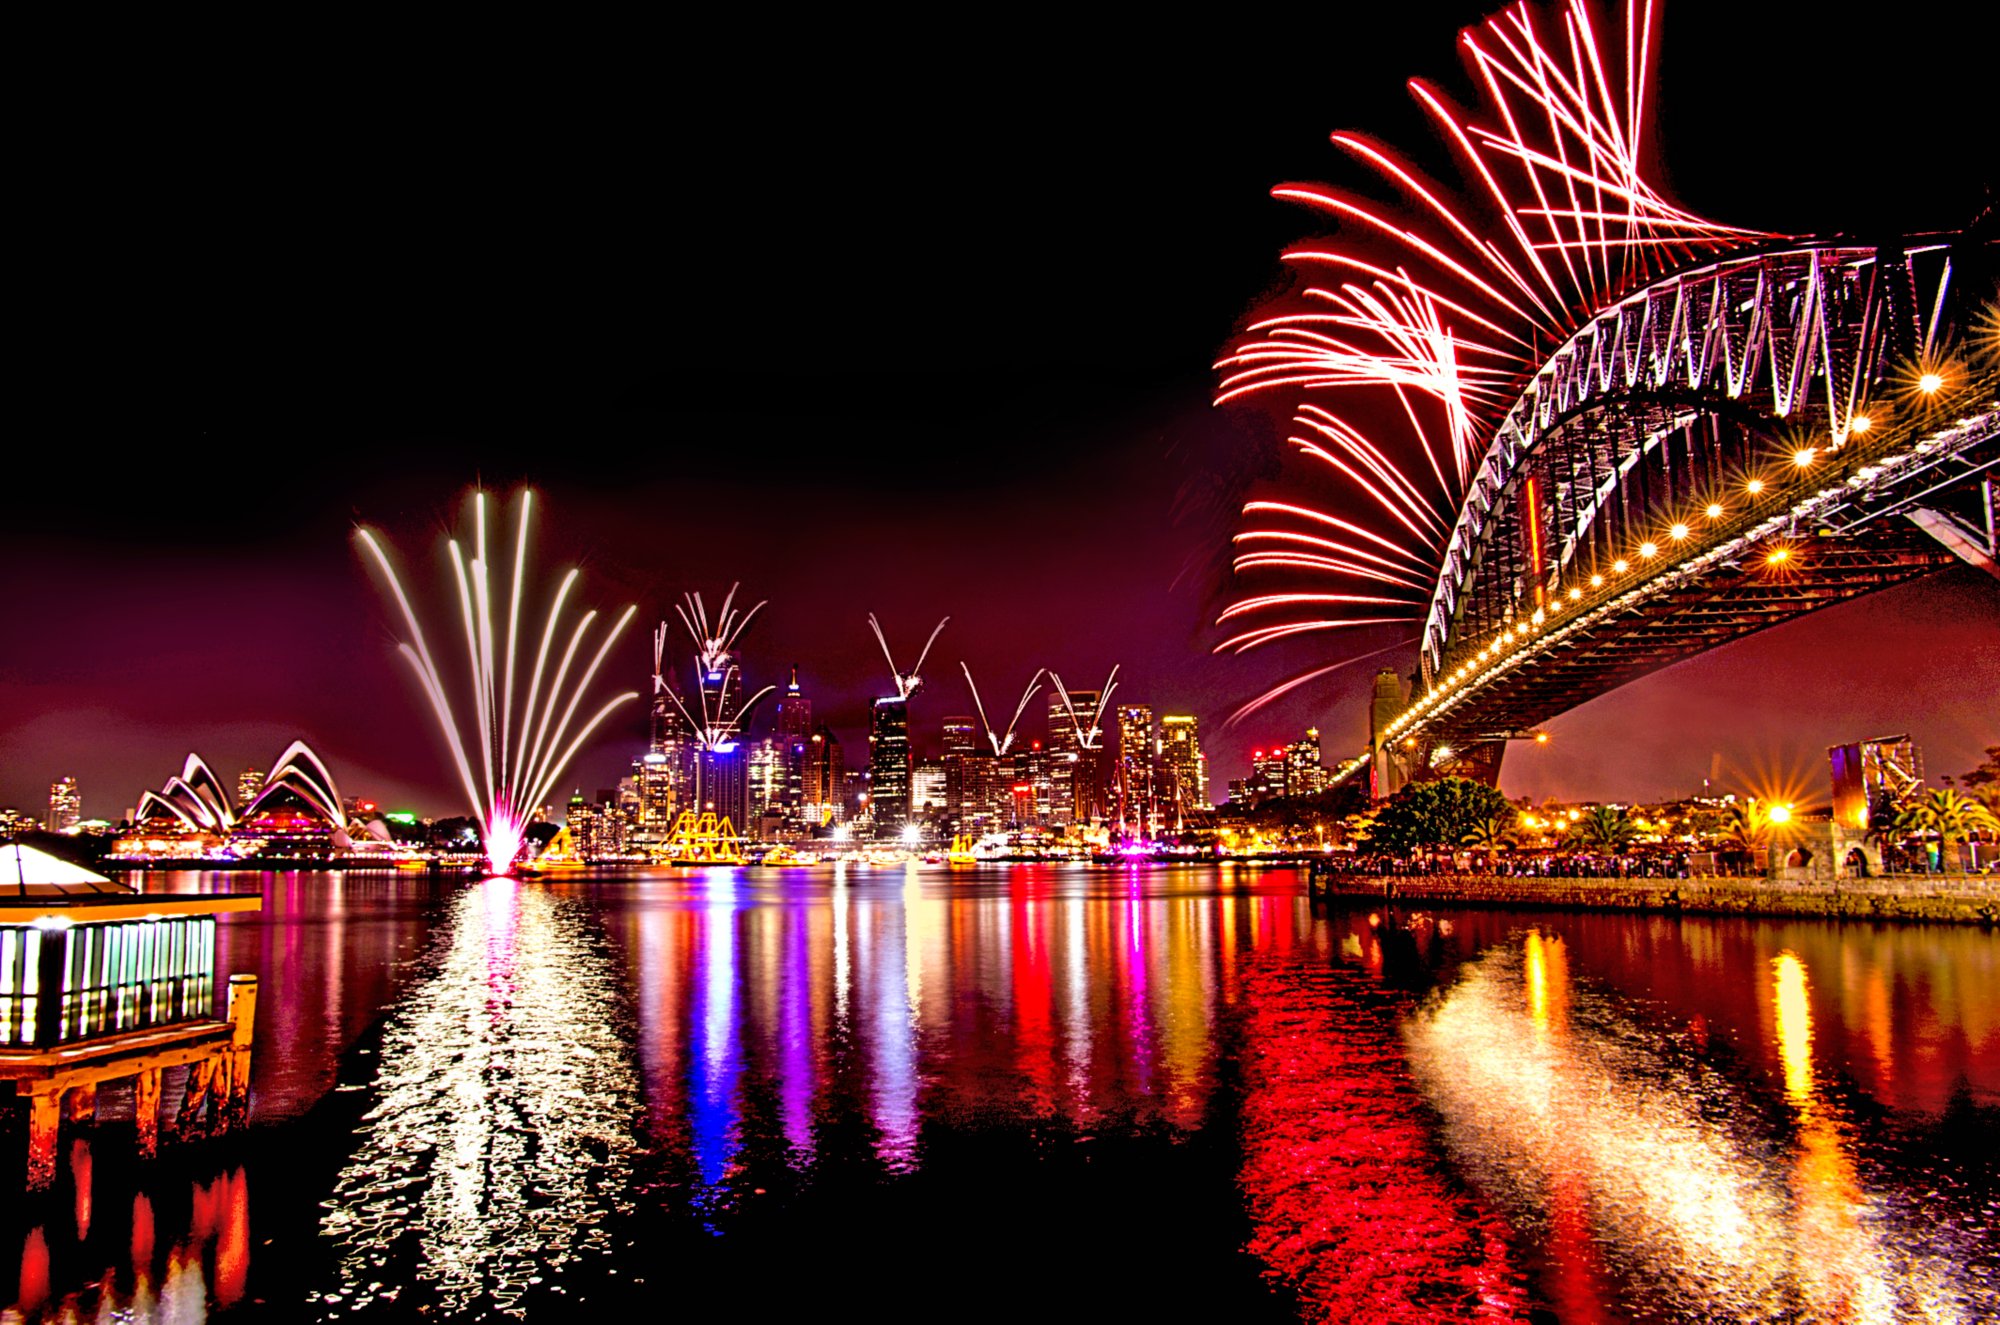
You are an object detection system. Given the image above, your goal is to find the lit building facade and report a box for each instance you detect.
[1116,703,1157,835]
[236,767,265,811]
[47,777,80,833]
[868,698,911,836]
[801,725,845,828]
[1160,716,1209,822]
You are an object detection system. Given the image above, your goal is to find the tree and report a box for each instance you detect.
[1950,745,2000,817]
[1459,812,1517,863]
[1371,777,1514,854]
[1894,788,2000,872]
[1566,804,1639,852]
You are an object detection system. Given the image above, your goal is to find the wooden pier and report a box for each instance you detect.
[3,843,263,1189]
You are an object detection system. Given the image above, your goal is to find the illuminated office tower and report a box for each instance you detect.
[236,767,265,811]
[941,714,978,826]
[47,776,80,833]
[748,737,785,822]
[912,758,947,828]
[801,725,845,828]
[1285,728,1329,797]
[775,666,813,820]
[1159,716,1209,822]
[1115,703,1156,834]
[868,697,912,836]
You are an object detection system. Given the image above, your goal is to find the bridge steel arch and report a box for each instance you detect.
[1372,233,1998,791]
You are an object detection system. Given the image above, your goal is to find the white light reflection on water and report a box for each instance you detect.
[316,879,639,1318]
[1405,933,1987,1322]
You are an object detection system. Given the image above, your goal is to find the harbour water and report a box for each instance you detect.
[3,866,1995,1321]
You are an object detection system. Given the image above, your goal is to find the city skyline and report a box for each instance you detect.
[5,1,1995,821]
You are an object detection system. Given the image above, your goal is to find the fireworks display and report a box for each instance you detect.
[868,613,950,700]
[1050,665,1121,750]
[1216,0,1765,659]
[358,491,639,875]
[960,663,1046,756]
[654,595,777,753]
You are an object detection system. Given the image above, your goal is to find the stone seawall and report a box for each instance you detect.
[1315,874,2000,924]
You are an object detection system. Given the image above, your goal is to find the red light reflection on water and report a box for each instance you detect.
[1236,901,1527,1323]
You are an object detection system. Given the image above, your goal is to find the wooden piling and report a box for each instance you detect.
[134,1069,162,1159]
[225,975,257,1130]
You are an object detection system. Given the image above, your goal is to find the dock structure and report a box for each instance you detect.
[2,843,262,1189]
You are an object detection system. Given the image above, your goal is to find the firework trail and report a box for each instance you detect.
[673,583,766,676]
[1215,0,1767,668]
[868,613,949,700]
[960,663,1045,756]
[1049,666,1121,750]
[358,491,639,875]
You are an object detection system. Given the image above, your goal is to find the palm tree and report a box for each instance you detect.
[1459,813,1516,864]
[1566,804,1639,853]
[1894,788,2000,872]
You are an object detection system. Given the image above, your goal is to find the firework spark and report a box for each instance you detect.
[960,663,1046,756]
[1216,0,1767,670]
[359,491,639,875]
[868,613,949,700]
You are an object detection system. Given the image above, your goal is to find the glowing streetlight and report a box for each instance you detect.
[1793,448,1817,467]
[1766,546,1792,566]
[1767,803,1793,825]
[1639,541,1659,558]
[1746,478,1765,495]
[1850,415,1871,434]
[1918,372,1944,394]
[1705,502,1724,519]
[1534,732,1550,744]
[1589,573,1604,587]
[1669,522,1690,541]
[1612,558,1630,573]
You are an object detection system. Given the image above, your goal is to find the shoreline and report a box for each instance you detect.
[1316,873,2000,924]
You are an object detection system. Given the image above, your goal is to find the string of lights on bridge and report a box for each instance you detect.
[1384,366,1979,751]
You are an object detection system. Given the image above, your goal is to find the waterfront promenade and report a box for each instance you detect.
[1316,871,2000,923]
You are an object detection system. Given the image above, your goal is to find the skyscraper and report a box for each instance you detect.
[1160,716,1208,823]
[1048,689,1108,825]
[1116,703,1156,835]
[775,666,813,824]
[801,725,845,828]
[47,777,81,832]
[868,697,911,836]
[236,767,265,811]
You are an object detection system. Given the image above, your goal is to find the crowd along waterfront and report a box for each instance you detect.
[0,863,1994,1322]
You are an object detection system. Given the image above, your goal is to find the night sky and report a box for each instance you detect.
[7,2,1995,821]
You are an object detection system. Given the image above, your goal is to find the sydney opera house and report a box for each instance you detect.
[115,741,387,860]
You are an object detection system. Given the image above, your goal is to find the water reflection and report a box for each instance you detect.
[316,878,640,1317]
[1405,929,1982,1320]
[2,869,1993,1320]
[3,1160,249,1323]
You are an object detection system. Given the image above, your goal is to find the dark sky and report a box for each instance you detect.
[6,2,1995,820]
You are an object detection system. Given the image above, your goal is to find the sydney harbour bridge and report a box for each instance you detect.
[1375,236,1997,793]
[1211,0,1998,797]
